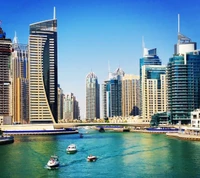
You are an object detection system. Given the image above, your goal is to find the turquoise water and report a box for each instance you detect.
[1,129,200,178]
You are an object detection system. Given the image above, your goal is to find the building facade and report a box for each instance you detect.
[63,93,80,121]
[167,17,200,124]
[86,72,100,120]
[139,47,162,117]
[29,16,58,123]
[12,33,29,124]
[191,109,200,128]
[121,74,140,117]
[141,65,167,120]
[57,84,64,120]
[102,68,125,118]
[0,27,13,125]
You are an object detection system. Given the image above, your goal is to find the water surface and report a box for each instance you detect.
[0,129,200,178]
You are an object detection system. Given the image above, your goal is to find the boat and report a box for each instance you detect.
[0,135,14,145]
[66,144,77,154]
[87,155,97,162]
[146,127,179,133]
[2,126,79,136]
[47,155,59,168]
[99,127,105,132]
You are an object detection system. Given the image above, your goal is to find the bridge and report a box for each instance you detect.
[53,122,151,129]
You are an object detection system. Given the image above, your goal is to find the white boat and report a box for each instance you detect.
[87,155,97,162]
[66,144,77,154]
[0,135,14,145]
[47,155,59,168]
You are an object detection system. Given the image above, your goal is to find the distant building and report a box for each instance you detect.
[86,72,100,120]
[12,32,29,124]
[121,74,140,117]
[63,93,80,120]
[29,8,58,123]
[0,26,13,124]
[57,84,64,120]
[102,68,124,118]
[167,14,200,124]
[191,109,200,128]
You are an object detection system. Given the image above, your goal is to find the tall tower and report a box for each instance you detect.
[12,32,29,124]
[102,68,125,118]
[139,41,162,117]
[167,14,200,124]
[142,65,167,120]
[57,84,64,121]
[86,72,100,120]
[29,8,58,123]
[0,25,13,125]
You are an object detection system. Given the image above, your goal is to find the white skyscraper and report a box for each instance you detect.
[86,72,100,120]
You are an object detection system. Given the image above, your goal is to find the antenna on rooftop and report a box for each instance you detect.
[13,31,18,44]
[178,14,180,34]
[53,7,56,19]
[142,36,145,49]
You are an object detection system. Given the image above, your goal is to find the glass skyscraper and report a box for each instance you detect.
[140,47,162,117]
[12,33,29,124]
[167,21,200,124]
[102,68,125,118]
[167,52,200,124]
[29,15,58,123]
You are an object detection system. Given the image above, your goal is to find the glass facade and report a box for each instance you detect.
[102,68,125,118]
[167,51,200,124]
[140,48,162,116]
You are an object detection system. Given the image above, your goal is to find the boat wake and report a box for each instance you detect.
[44,165,59,170]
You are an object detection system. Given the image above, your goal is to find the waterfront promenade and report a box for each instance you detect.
[166,132,200,141]
[53,122,150,128]
[1,122,200,141]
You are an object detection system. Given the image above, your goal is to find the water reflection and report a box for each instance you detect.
[1,131,200,177]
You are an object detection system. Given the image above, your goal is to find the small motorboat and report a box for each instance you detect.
[87,155,97,162]
[0,135,14,145]
[99,127,105,132]
[47,155,59,168]
[66,144,77,154]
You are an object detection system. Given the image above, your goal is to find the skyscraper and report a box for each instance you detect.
[12,32,29,124]
[63,93,80,121]
[86,72,100,120]
[0,26,13,125]
[139,42,162,117]
[29,8,58,123]
[167,14,200,124]
[141,65,167,120]
[121,74,140,117]
[57,84,64,120]
[102,68,125,118]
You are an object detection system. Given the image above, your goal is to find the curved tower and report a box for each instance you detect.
[29,11,58,123]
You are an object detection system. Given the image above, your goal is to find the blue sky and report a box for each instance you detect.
[1,0,200,118]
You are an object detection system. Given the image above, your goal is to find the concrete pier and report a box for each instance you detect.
[166,132,200,141]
